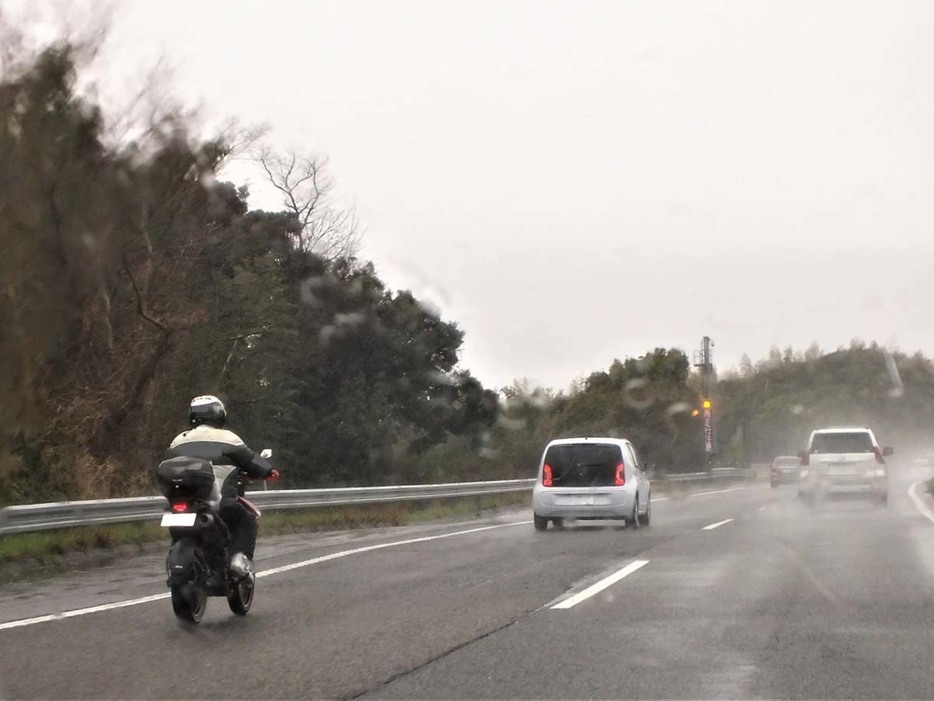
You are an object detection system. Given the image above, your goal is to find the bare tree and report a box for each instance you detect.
[257,146,361,260]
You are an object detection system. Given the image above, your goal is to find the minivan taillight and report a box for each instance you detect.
[542,464,553,487]
[874,446,885,465]
[614,463,626,486]
[171,502,188,513]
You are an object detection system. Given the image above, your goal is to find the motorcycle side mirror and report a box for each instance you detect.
[260,448,273,460]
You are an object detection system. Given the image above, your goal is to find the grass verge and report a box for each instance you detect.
[0,522,163,564]
[0,492,530,579]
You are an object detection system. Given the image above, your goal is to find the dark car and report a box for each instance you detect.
[770,455,801,487]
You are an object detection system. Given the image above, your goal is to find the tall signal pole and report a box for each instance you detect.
[693,336,714,465]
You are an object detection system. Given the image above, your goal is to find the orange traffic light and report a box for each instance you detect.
[691,409,700,417]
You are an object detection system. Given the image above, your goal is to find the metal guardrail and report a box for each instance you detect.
[0,469,751,536]
[0,479,535,536]
[662,467,747,483]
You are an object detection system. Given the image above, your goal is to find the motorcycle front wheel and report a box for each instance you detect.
[226,577,254,616]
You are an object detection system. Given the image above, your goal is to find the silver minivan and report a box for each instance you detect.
[531,437,652,531]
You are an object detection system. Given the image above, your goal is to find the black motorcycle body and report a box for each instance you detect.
[156,456,259,624]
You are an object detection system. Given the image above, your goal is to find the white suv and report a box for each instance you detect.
[797,427,892,505]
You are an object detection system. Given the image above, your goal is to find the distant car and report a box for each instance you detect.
[531,437,651,531]
[797,427,892,505]
[770,456,800,487]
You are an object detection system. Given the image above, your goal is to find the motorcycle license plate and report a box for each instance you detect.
[161,512,197,527]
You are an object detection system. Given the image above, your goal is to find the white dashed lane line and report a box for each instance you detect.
[551,560,650,610]
[702,518,735,531]
[691,487,748,498]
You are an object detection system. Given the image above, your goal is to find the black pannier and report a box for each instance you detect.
[156,456,216,500]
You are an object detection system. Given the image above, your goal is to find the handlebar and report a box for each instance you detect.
[238,467,280,485]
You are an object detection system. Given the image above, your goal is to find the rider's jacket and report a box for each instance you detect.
[166,425,272,497]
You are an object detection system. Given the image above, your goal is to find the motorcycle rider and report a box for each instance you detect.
[165,395,278,580]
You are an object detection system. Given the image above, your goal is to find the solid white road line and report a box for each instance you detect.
[0,520,532,632]
[551,560,650,610]
[909,481,934,524]
[702,518,734,531]
[651,496,669,502]
[691,487,748,497]
[0,594,170,632]
[257,521,530,577]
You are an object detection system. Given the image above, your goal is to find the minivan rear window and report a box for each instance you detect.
[543,443,623,487]
[810,432,873,454]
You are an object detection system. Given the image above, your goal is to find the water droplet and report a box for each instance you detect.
[624,377,653,410]
[665,402,691,417]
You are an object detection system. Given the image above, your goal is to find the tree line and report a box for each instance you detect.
[714,342,934,465]
[484,342,934,477]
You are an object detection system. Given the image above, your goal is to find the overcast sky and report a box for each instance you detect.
[85,1,934,389]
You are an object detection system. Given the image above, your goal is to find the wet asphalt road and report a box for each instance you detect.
[2,469,934,699]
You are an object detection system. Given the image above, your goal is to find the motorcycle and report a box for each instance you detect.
[155,448,275,625]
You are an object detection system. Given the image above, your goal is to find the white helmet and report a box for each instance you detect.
[189,395,227,428]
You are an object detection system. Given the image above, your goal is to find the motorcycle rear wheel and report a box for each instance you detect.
[171,579,207,625]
